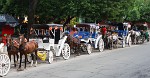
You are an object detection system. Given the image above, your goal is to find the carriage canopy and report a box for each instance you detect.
[31,24,63,43]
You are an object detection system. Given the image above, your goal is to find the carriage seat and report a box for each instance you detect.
[77,31,90,39]
[114,30,128,37]
[92,32,97,38]
[43,37,49,43]
[84,32,90,38]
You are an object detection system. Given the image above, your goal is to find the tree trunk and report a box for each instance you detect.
[63,16,74,30]
[27,0,38,41]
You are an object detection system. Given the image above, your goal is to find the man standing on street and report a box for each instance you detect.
[101,26,107,39]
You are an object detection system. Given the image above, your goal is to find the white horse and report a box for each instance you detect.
[130,30,141,44]
[106,32,118,49]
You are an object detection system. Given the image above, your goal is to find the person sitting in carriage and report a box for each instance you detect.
[69,27,77,36]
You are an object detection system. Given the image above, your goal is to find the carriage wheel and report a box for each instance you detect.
[48,50,53,64]
[99,39,104,52]
[62,43,70,60]
[128,37,132,47]
[81,44,87,52]
[0,54,10,77]
[87,44,92,54]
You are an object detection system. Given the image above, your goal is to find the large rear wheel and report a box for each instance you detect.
[48,50,53,64]
[87,44,92,54]
[122,40,125,48]
[0,54,10,77]
[122,37,126,48]
[99,39,104,52]
[62,43,70,60]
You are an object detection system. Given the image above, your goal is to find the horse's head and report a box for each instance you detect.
[6,35,12,46]
[18,34,27,45]
[130,30,135,35]
[12,39,20,49]
[66,35,80,45]
[66,35,72,42]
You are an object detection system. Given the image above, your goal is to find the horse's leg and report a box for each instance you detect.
[8,53,11,63]
[134,36,136,44]
[111,41,113,50]
[26,55,31,63]
[135,35,137,44]
[75,44,80,56]
[116,40,118,48]
[107,41,110,49]
[104,39,107,49]
[74,44,78,55]
[30,53,34,67]
[25,54,27,69]
[116,41,118,48]
[18,53,23,70]
[131,35,135,44]
[104,40,107,49]
[34,50,38,67]
[107,42,109,49]
[16,53,19,62]
[107,39,109,49]
[77,44,81,55]
[114,41,116,48]
[132,35,134,44]
[13,54,16,67]
[130,35,133,44]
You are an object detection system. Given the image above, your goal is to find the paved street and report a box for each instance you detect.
[3,42,150,78]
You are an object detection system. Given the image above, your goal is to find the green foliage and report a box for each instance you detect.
[70,17,78,27]
[126,0,150,22]
[0,0,150,23]
[2,0,28,16]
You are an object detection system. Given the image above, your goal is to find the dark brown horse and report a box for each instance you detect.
[18,34,38,70]
[66,34,81,55]
[6,35,19,67]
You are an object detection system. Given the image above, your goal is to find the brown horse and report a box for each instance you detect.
[6,35,19,67]
[66,34,81,55]
[18,34,38,70]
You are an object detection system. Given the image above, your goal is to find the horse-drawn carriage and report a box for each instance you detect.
[114,23,132,48]
[29,24,70,64]
[130,23,149,44]
[70,23,104,54]
[101,25,119,49]
[0,43,10,77]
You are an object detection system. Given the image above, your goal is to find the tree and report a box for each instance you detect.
[1,0,150,26]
